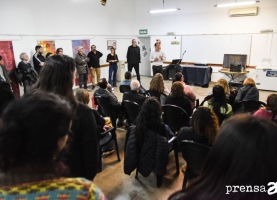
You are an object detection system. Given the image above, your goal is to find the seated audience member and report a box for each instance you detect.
[208,78,230,99]
[0,93,106,199]
[165,82,192,117]
[0,55,12,87]
[94,78,124,127]
[120,71,146,93]
[31,55,100,181]
[122,80,147,107]
[46,52,52,58]
[169,115,277,200]
[172,72,196,108]
[253,93,277,121]
[203,85,232,125]
[178,107,219,147]
[234,78,259,103]
[0,80,14,116]
[75,89,114,155]
[148,73,170,103]
[17,53,35,94]
[124,98,174,177]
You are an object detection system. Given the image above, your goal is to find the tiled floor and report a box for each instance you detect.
[18,76,274,200]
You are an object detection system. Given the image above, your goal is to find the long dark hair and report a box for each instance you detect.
[169,114,277,200]
[31,55,77,108]
[0,93,72,185]
[136,97,163,146]
[211,85,228,115]
[266,94,277,120]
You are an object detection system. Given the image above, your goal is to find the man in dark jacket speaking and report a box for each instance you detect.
[126,39,141,82]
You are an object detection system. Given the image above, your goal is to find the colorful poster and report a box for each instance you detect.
[71,40,91,85]
[0,41,20,98]
[37,41,56,56]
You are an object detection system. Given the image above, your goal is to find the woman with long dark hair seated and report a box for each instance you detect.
[169,115,277,200]
[0,93,106,199]
[31,55,100,181]
[178,107,219,148]
[203,85,232,125]
[165,82,193,117]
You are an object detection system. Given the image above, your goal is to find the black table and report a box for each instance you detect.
[182,65,212,87]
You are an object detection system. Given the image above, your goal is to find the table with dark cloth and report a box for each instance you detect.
[182,65,212,87]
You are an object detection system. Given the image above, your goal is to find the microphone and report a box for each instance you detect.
[182,50,186,57]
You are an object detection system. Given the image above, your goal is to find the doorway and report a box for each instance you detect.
[138,37,151,76]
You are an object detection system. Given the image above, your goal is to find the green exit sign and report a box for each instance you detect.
[139,29,148,35]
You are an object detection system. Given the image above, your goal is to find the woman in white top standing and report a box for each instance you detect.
[150,43,166,76]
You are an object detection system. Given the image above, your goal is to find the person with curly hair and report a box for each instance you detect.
[148,73,170,102]
[253,93,277,121]
[178,107,219,147]
[165,82,192,117]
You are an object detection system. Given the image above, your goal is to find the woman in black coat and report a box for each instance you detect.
[31,55,100,181]
[234,78,259,103]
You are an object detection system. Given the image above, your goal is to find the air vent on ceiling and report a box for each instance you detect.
[229,7,258,17]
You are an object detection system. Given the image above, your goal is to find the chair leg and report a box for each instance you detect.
[98,148,103,173]
[182,172,188,189]
[135,168,138,179]
[157,175,163,188]
[114,137,121,162]
[174,143,180,174]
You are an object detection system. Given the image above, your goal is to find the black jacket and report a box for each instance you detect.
[94,88,121,111]
[126,45,141,64]
[0,80,14,115]
[165,95,193,117]
[122,90,146,107]
[0,64,11,85]
[234,85,259,103]
[124,126,169,177]
[87,51,103,68]
[17,61,33,81]
[66,103,100,181]
[178,127,212,147]
[32,53,45,74]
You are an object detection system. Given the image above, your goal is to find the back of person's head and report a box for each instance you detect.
[266,94,277,117]
[172,72,183,83]
[75,89,90,105]
[243,78,256,88]
[150,73,164,93]
[211,85,228,115]
[170,82,185,98]
[125,71,132,80]
[191,107,219,143]
[130,80,140,91]
[216,78,230,94]
[136,97,162,145]
[173,114,277,200]
[45,52,52,58]
[98,78,108,89]
[31,55,76,107]
[35,45,42,51]
[0,93,72,175]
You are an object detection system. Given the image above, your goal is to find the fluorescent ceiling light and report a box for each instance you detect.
[149,8,180,13]
[215,1,259,8]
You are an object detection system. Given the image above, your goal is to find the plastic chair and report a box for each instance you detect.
[180,140,211,189]
[94,96,117,129]
[238,100,266,114]
[99,127,121,172]
[119,85,131,93]
[123,100,141,124]
[162,104,190,133]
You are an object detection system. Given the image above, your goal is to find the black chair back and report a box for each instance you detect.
[162,104,190,132]
[124,100,141,123]
[119,85,131,93]
[180,140,211,188]
[240,100,266,113]
[95,96,117,128]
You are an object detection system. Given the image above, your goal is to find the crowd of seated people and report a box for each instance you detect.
[1,51,277,200]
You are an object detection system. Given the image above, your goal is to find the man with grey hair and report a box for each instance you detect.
[17,53,34,94]
[122,80,146,107]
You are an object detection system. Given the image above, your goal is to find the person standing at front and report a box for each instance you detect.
[106,47,118,87]
[32,45,45,74]
[75,46,90,90]
[150,43,166,76]
[126,39,141,82]
[87,45,103,90]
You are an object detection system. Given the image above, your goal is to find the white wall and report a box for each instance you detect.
[135,0,277,35]
[0,0,135,36]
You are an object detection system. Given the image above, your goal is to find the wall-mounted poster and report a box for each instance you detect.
[37,41,56,56]
[71,40,91,86]
[107,40,116,50]
[0,41,20,98]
